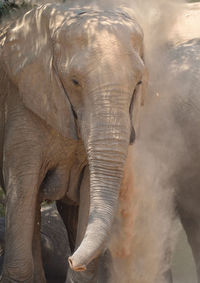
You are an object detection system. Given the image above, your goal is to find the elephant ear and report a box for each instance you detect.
[140,63,148,106]
[1,5,77,139]
[130,59,148,144]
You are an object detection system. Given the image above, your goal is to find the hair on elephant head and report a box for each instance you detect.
[0,3,147,280]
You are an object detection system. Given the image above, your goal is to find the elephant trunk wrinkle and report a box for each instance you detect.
[69,128,129,271]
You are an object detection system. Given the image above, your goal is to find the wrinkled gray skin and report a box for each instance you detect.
[0,3,145,283]
[0,206,70,283]
[0,205,111,283]
[140,38,200,283]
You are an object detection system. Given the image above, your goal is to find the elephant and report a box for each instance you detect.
[165,38,200,283]
[137,33,200,283]
[0,205,70,283]
[0,3,146,282]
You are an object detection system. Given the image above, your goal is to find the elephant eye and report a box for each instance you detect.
[72,78,80,86]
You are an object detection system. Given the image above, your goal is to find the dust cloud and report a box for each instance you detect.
[105,1,198,283]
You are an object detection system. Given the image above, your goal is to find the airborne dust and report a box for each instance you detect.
[102,1,200,283]
[2,0,198,282]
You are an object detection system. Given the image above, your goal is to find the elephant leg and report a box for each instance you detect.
[1,145,42,282]
[98,249,113,283]
[56,201,79,253]
[32,200,46,283]
[179,209,200,283]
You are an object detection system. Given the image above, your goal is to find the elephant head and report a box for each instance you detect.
[0,4,146,272]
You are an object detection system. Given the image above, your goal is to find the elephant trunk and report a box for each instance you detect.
[69,101,130,271]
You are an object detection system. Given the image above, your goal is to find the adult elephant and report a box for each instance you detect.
[165,38,200,283]
[0,3,146,282]
[144,4,200,282]
[137,33,200,283]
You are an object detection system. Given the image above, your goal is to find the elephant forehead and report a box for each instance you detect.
[70,10,140,32]
[52,8,143,49]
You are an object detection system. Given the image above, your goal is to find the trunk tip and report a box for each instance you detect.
[68,256,87,272]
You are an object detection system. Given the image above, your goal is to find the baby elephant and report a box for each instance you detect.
[0,205,70,283]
